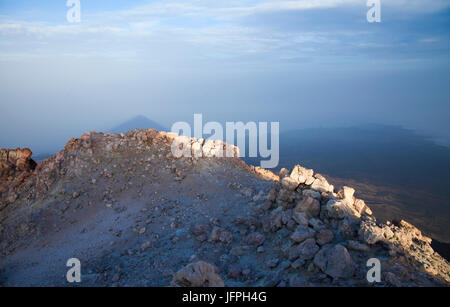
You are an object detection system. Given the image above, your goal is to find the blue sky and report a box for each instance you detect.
[0,0,449,152]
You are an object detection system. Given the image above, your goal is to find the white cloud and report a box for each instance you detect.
[0,0,447,62]
[418,37,439,43]
[87,0,450,23]
[385,0,450,14]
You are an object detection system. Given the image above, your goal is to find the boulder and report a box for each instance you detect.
[289,165,314,184]
[290,227,316,243]
[281,177,299,191]
[316,229,334,246]
[295,196,320,218]
[310,175,333,193]
[292,211,309,227]
[297,238,320,260]
[359,221,386,245]
[326,199,360,220]
[302,189,322,200]
[288,238,319,261]
[281,209,293,225]
[337,186,355,204]
[171,261,224,287]
[305,176,315,186]
[276,189,295,204]
[353,199,372,216]
[308,218,326,231]
[314,244,355,279]
[339,219,356,239]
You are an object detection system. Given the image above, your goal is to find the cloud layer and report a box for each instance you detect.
[0,0,449,151]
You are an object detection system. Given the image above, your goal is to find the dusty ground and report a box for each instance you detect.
[0,132,275,286]
[0,129,449,287]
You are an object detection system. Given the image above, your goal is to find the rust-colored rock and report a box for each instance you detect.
[0,148,36,178]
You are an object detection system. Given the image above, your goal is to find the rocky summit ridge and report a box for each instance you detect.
[0,129,449,287]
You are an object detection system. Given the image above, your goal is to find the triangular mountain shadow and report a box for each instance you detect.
[109,115,167,134]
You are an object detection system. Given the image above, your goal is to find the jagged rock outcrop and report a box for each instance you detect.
[0,148,36,211]
[0,129,449,287]
[0,148,36,177]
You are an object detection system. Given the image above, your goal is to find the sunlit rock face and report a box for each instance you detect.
[0,148,36,176]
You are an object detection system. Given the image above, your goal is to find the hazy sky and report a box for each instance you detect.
[0,0,449,153]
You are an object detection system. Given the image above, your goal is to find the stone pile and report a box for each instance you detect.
[255,164,450,283]
[169,157,450,287]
